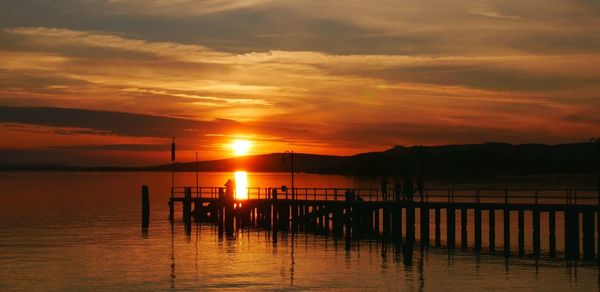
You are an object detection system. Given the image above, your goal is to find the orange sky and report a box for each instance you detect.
[0,1,599,165]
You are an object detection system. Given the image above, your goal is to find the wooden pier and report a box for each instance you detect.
[163,186,599,261]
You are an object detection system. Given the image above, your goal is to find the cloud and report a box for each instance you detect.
[1,0,600,165]
[0,105,241,138]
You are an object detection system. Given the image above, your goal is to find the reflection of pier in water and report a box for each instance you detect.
[161,186,599,261]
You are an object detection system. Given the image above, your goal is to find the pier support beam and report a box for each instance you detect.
[533,209,541,258]
[142,185,150,229]
[383,206,391,237]
[393,205,403,242]
[564,207,579,260]
[447,207,455,249]
[474,207,481,252]
[169,200,174,223]
[420,205,429,246]
[406,203,415,242]
[518,210,524,257]
[183,187,192,224]
[583,210,595,261]
[374,208,380,235]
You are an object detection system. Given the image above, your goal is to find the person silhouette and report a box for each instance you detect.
[381,177,389,201]
[403,178,415,202]
[225,178,235,201]
[395,179,403,202]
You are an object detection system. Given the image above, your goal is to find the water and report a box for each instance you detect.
[0,172,598,290]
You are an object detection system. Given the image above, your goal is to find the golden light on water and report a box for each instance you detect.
[230,139,251,156]
[234,171,248,200]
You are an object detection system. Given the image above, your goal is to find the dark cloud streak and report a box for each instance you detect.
[0,105,241,138]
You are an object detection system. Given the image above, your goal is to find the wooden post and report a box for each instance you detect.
[489,208,496,252]
[503,208,510,256]
[564,207,579,260]
[420,205,429,246]
[583,209,595,261]
[518,209,524,257]
[435,207,441,247]
[447,207,455,249]
[142,185,150,229]
[168,200,174,223]
[533,209,541,258]
[393,205,402,241]
[271,188,278,233]
[474,207,481,252]
[383,206,391,237]
[291,202,299,232]
[461,208,467,249]
[183,187,192,224]
[406,203,415,242]
[351,203,360,239]
[374,208,380,235]
[334,204,344,235]
[324,205,330,232]
[549,210,556,258]
[364,205,374,235]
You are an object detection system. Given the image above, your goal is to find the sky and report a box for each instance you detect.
[0,0,599,166]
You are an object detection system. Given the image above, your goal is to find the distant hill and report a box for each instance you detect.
[1,142,596,175]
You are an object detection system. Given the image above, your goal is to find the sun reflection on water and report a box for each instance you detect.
[234,171,248,200]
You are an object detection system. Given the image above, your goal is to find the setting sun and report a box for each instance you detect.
[230,139,252,156]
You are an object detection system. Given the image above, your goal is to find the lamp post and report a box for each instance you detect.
[283,151,295,200]
[590,138,600,205]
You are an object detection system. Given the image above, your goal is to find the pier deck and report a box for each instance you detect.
[164,186,599,261]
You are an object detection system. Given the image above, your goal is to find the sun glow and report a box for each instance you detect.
[230,139,252,156]
[234,171,248,200]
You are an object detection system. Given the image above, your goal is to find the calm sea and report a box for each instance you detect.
[0,172,597,290]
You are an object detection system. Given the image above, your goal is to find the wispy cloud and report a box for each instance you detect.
[0,0,599,165]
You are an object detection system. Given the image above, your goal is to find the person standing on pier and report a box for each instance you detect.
[403,178,415,202]
[225,178,235,201]
[395,179,403,202]
[381,177,389,201]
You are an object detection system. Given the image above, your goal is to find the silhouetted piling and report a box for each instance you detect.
[383,206,391,237]
[142,185,150,229]
[474,207,481,252]
[406,203,415,242]
[168,200,174,222]
[533,209,541,258]
[420,205,429,245]
[518,210,524,257]
[447,207,455,249]
[374,208,380,234]
[564,207,579,260]
[503,208,510,256]
[392,205,402,241]
[183,187,192,225]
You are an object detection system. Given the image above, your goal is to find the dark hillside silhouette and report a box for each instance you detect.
[2,142,592,175]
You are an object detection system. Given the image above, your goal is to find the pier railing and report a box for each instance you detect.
[172,186,598,205]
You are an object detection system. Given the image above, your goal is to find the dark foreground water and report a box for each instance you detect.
[0,172,598,290]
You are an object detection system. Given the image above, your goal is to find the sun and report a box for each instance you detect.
[230,139,252,156]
